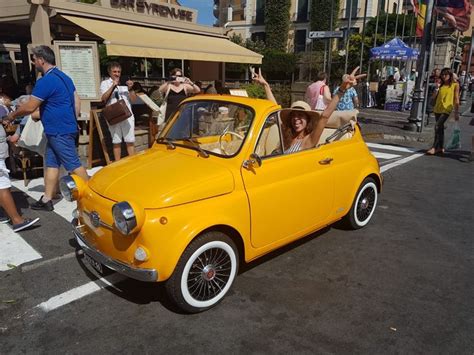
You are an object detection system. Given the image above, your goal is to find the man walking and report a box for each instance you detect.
[4,45,89,211]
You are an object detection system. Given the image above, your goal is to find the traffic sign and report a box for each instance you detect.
[308,31,344,39]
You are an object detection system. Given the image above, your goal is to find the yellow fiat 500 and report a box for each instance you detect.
[61,95,381,313]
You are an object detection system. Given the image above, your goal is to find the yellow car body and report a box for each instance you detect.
[67,95,381,312]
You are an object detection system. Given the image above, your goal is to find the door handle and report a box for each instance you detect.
[319,157,333,165]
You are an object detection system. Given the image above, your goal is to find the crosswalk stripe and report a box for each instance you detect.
[0,225,41,271]
[371,151,401,159]
[367,143,419,153]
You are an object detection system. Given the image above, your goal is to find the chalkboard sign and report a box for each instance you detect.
[88,109,112,168]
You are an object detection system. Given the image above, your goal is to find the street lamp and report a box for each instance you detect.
[404,0,436,132]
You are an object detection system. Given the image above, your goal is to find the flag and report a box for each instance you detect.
[435,0,472,32]
[411,0,428,37]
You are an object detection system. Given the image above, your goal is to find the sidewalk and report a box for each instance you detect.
[358,98,473,149]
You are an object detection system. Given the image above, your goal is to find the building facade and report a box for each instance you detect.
[214,0,404,53]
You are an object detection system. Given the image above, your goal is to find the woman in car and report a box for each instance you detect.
[253,67,364,153]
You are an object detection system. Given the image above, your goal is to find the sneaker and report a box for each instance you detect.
[0,216,10,224]
[12,217,40,232]
[31,196,54,211]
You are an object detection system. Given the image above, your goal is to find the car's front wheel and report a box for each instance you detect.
[165,231,239,313]
[344,177,378,229]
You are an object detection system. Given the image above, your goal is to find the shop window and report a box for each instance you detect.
[296,0,309,22]
[294,30,307,53]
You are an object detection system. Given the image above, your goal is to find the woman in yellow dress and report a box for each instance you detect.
[426,68,460,155]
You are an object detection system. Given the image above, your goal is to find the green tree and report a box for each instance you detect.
[264,0,291,51]
[310,0,340,31]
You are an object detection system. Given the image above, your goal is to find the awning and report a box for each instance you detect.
[63,16,262,64]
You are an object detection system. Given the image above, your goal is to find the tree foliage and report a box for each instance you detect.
[310,0,340,31]
[264,0,291,51]
[365,13,416,40]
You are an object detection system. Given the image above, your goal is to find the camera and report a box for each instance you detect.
[169,76,186,83]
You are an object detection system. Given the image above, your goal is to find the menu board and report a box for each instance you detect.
[54,41,101,101]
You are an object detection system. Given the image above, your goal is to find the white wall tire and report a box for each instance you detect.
[166,232,238,313]
[344,177,378,229]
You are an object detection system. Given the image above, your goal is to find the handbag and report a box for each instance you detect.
[18,116,47,156]
[157,86,171,126]
[314,85,327,111]
[446,121,461,150]
[102,86,132,125]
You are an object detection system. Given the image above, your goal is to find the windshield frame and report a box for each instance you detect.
[156,99,256,159]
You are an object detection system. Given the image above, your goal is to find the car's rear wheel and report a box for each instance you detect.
[344,177,378,229]
[165,231,238,313]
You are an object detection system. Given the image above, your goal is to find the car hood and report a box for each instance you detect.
[88,149,235,208]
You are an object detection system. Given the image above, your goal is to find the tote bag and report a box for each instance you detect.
[18,117,47,156]
[314,85,327,111]
[157,86,172,125]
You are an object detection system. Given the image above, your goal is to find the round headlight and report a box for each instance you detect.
[112,201,137,235]
[60,175,78,202]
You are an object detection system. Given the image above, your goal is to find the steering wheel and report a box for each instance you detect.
[219,130,244,155]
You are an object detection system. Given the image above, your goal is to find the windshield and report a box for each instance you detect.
[158,100,254,157]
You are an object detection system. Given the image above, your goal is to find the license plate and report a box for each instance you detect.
[83,253,103,274]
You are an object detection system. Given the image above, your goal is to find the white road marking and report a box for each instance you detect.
[371,151,401,160]
[0,225,41,271]
[367,142,419,153]
[36,273,125,313]
[380,152,425,173]
[21,251,81,272]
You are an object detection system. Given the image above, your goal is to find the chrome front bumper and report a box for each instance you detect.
[72,218,158,282]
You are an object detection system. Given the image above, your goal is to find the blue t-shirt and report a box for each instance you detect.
[32,67,78,135]
[333,87,358,111]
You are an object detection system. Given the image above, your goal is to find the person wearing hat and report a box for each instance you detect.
[253,67,364,153]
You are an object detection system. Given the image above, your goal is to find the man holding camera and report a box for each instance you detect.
[159,68,200,122]
[100,62,137,162]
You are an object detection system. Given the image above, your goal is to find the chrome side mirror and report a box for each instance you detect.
[243,153,262,169]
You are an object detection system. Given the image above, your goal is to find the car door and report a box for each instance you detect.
[241,112,335,249]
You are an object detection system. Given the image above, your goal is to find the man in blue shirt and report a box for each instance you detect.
[4,46,89,211]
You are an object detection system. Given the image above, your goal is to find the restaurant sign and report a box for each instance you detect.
[110,0,194,22]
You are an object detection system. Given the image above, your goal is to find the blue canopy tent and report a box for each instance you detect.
[370,38,419,61]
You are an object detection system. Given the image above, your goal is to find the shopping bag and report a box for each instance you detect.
[446,121,461,150]
[314,85,327,111]
[18,117,47,156]
[157,101,167,125]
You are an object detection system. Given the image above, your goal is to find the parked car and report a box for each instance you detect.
[62,95,381,313]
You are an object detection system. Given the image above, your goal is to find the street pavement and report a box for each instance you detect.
[0,108,473,353]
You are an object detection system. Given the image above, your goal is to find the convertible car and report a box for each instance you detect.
[62,95,381,313]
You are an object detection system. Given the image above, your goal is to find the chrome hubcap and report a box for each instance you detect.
[187,247,232,301]
[356,187,375,222]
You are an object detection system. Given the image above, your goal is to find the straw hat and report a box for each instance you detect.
[279,100,320,127]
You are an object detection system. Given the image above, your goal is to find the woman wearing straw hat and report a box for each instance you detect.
[253,67,365,153]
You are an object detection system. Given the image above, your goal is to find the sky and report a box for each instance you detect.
[179,0,215,26]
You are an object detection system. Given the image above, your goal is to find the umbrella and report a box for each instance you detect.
[370,38,419,61]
